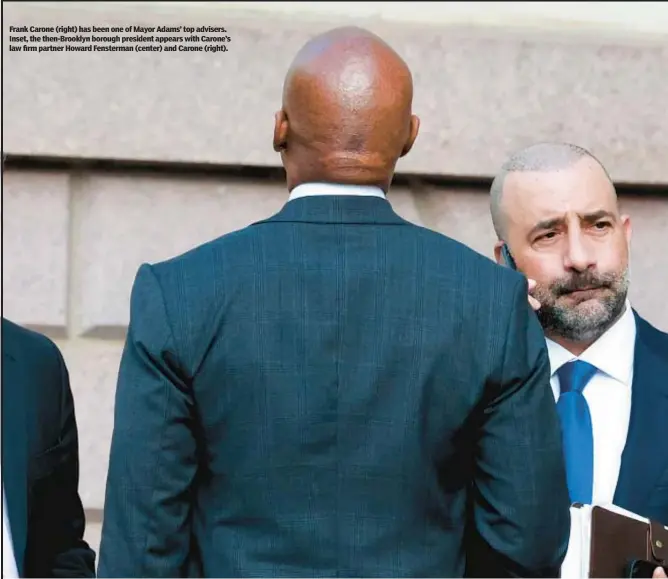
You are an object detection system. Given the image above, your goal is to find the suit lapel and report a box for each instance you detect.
[614,313,668,516]
[2,344,29,576]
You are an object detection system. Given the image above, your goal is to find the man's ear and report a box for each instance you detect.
[400,114,420,157]
[620,213,632,248]
[493,240,505,266]
[273,110,289,152]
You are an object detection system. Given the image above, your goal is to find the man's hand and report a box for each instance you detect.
[527,279,541,311]
[653,566,668,578]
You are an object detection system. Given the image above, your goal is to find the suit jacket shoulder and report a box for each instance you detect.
[636,313,668,359]
[2,318,69,453]
[2,318,67,418]
[138,226,262,371]
[141,218,528,378]
[3,317,63,366]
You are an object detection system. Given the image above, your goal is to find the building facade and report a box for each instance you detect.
[3,1,668,555]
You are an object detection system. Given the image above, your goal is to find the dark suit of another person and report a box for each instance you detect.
[613,313,668,524]
[1,318,95,577]
[98,191,570,577]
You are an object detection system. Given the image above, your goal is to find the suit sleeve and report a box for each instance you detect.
[98,264,198,578]
[468,276,571,578]
[24,342,96,578]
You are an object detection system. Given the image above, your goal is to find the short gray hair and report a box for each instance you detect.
[489,142,613,240]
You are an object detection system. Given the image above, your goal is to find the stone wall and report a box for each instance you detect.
[4,2,668,183]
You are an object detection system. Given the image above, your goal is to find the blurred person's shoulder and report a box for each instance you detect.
[2,317,67,405]
[2,316,62,364]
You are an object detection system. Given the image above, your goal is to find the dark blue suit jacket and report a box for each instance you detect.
[612,313,668,525]
[1,318,96,577]
[98,195,570,578]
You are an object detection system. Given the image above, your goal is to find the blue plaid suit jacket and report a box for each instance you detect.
[98,195,569,578]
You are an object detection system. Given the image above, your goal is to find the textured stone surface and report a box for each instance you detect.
[2,171,70,332]
[619,196,668,324]
[3,3,668,182]
[84,519,101,564]
[213,2,668,33]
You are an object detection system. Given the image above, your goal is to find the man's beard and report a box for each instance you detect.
[532,267,630,343]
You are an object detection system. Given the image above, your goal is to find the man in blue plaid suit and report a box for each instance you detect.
[98,27,570,578]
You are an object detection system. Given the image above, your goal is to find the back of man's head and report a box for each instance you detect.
[274,27,420,192]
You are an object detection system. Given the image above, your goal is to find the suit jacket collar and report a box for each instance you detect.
[252,195,409,227]
[614,311,668,517]
[1,329,28,576]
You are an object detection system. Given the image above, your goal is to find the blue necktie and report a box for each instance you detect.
[556,360,598,504]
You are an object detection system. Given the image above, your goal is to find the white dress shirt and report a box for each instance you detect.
[547,301,636,506]
[2,485,19,578]
[288,182,386,201]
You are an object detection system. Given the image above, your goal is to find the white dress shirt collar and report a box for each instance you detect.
[546,300,636,385]
[288,182,386,201]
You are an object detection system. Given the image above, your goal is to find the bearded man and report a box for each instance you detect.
[489,142,668,534]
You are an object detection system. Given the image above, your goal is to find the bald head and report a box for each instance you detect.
[274,27,419,191]
[490,142,615,239]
